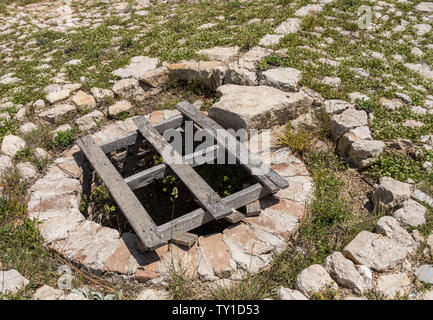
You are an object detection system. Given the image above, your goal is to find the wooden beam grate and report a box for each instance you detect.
[77,102,289,251]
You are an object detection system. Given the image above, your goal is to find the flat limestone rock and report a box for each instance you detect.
[46,89,70,104]
[371,177,412,213]
[277,287,307,300]
[415,2,433,13]
[415,265,433,284]
[1,134,26,157]
[39,104,76,124]
[295,4,323,17]
[343,231,409,272]
[33,285,64,300]
[168,60,225,90]
[296,264,337,298]
[330,107,368,139]
[198,233,236,278]
[393,199,427,227]
[324,251,370,294]
[209,85,313,130]
[405,63,433,81]
[259,67,302,92]
[376,273,411,298]
[258,34,284,47]
[112,56,159,80]
[108,100,132,116]
[376,216,417,254]
[274,18,301,35]
[0,269,29,294]
[198,46,239,63]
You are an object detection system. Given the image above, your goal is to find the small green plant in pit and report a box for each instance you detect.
[80,174,125,232]
[277,122,317,157]
[195,164,256,197]
[53,128,77,149]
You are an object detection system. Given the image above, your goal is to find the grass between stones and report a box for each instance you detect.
[0,169,61,299]
[0,0,433,299]
[212,150,380,300]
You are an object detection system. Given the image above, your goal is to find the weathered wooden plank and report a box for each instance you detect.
[224,208,245,224]
[124,163,166,190]
[158,183,269,240]
[174,101,289,192]
[100,131,139,154]
[133,116,232,219]
[124,144,222,190]
[246,200,261,217]
[100,114,184,153]
[77,135,165,250]
[170,232,198,247]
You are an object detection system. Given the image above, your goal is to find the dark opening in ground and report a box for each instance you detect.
[80,132,258,240]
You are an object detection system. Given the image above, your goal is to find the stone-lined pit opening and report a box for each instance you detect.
[79,125,258,239]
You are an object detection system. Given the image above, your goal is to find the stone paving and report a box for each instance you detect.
[26,110,312,283]
[278,178,433,300]
[1,0,433,300]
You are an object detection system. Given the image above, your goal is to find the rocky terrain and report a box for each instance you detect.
[0,0,432,300]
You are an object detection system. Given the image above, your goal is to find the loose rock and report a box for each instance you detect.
[259,67,302,92]
[75,110,104,131]
[371,177,412,213]
[46,89,70,104]
[108,100,132,116]
[277,287,308,300]
[376,273,411,298]
[39,104,76,124]
[347,140,385,169]
[376,216,417,254]
[33,285,64,300]
[0,269,29,294]
[90,87,114,102]
[296,264,338,298]
[415,265,433,284]
[393,199,426,227]
[324,251,371,294]
[1,135,26,157]
[112,56,159,80]
[72,90,96,111]
[209,85,313,130]
[343,231,410,272]
[330,108,368,139]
